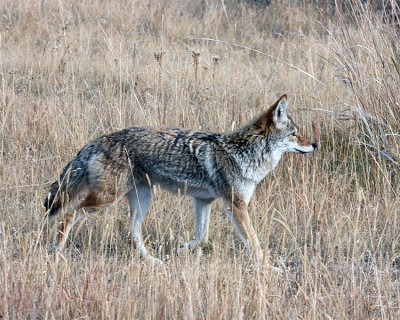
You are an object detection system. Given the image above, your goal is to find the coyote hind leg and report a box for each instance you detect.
[126,185,159,263]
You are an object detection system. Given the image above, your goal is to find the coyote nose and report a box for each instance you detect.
[312,142,318,149]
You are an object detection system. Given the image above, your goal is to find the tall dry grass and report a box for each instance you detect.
[0,0,399,318]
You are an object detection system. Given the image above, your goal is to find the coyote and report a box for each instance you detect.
[43,95,317,264]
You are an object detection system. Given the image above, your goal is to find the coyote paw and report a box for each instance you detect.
[48,243,62,255]
[142,254,164,265]
[47,244,66,262]
[267,265,283,274]
[179,240,201,253]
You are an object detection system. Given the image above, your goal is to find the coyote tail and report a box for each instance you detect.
[43,159,87,217]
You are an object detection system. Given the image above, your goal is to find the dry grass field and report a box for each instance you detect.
[1,0,400,318]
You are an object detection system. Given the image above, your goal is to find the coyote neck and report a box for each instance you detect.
[221,128,281,183]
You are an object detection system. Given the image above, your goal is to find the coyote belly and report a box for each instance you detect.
[43,95,317,264]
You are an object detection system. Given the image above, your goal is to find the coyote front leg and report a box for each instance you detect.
[54,211,86,253]
[224,193,263,261]
[53,191,115,252]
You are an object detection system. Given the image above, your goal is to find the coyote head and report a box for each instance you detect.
[253,95,317,154]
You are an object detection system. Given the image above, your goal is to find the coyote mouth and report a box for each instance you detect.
[295,149,308,154]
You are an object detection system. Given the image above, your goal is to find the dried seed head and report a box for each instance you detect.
[191,51,200,66]
[212,55,220,79]
[212,55,220,65]
[154,52,163,66]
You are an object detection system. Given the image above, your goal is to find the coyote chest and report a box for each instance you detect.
[239,150,283,184]
[230,150,282,203]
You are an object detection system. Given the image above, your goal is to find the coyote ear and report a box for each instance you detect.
[272,95,289,129]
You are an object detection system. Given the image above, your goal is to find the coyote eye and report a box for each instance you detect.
[291,132,296,136]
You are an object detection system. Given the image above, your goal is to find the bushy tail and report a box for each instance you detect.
[43,159,87,217]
